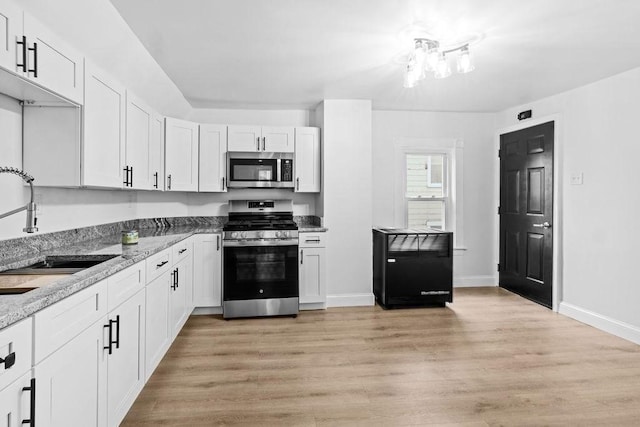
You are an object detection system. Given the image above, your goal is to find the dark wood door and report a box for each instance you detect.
[499,121,554,308]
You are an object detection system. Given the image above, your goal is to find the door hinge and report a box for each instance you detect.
[497,263,501,272]
[498,149,502,158]
[498,206,501,214]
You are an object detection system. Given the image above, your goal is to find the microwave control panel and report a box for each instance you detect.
[281,159,293,182]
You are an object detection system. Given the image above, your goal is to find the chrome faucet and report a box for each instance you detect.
[0,167,38,233]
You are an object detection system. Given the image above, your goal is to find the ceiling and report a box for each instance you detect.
[109,0,640,112]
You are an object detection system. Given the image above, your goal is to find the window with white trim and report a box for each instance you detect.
[405,153,448,230]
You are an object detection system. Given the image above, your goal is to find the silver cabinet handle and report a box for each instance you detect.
[222,176,226,191]
[256,137,260,151]
[216,235,220,251]
[167,174,172,190]
[296,177,300,191]
[262,136,266,151]
[532,222,551,229]
[300,249,303,264]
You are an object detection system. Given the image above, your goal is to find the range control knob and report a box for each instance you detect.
[231,232,239,239]
[258,231,265,239]
[281,231,289,238]
[241,231,248,239]
[275,231,282,238]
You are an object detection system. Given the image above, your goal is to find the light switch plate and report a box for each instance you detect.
[570,173,584,185]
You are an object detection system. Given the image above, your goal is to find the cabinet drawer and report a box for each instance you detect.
[33,280,107,364]
[172,237,193,264]
[108,261,145,311]
[0,318,32,392]
[146,247,172,284]
[299,232,326,248]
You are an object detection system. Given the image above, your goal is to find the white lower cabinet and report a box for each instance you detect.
[145,268,171,381]
[299,232,327,307]
[192,233,222,307]
[170,253,192,339]
[0,372,33,427]
[0,317,34,427]
[105,289,145,427]
[34,319,107,427]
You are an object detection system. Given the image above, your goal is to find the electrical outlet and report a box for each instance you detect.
[570,173,584,185]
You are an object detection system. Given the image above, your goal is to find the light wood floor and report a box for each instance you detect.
[122,288,640,426]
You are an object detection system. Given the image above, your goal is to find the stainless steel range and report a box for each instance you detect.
[222,200,299,319]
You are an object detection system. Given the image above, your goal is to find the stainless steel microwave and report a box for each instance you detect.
[227,152,294,188]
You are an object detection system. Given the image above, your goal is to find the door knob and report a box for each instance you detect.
[532,222,551,229]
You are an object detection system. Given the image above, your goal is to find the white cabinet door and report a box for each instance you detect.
[170,255,192,339]
[106,289,145,427]
[294,127,321,192]
[150,112,165,191]
[125,91,153,190]
[227,125,261,152]
[0,2,22,73]
[0,372,33,427]
[193,234,222,307]
[0,317,32,392]
[263,126,294,152]
[22,13,84,104]
[199,124,227,192]
[83,60,126,188]
[165,117,199,191]
[299,246,326,304]
[35,319,107,427]
[145,269,171,381]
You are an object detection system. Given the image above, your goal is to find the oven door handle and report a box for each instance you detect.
[223,239,298,247]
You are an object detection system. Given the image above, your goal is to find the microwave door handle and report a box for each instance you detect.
[277,158,281,182]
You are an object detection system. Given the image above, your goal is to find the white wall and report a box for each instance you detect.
[372,110,497,286]
[189,108,310,126]
[496,66,640,344]
[317,100,374,306]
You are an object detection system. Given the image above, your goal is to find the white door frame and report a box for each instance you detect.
[495,114,563,312]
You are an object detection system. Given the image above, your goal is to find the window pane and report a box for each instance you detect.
[407,200,445,229]
[406,154,444,197]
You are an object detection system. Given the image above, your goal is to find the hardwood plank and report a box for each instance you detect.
[122,288,640,426]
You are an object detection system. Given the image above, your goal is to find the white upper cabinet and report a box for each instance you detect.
[228,125,294,153]
[22,13,84,104]
[150,112,165,190]
[165,117,199,192]
[83,60,126,188]
[0,1,22,73]
[227,125,261,152]
[294,127,321,192]
[262,126,294,152]
[199,124,227,192]
[125,91,153,190]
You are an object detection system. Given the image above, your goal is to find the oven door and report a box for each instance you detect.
[223,241,299,301]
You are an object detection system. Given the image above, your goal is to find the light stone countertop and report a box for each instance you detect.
[0,226,222,330]
[298,226,328,232]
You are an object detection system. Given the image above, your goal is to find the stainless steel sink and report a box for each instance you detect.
[0,254,118,275]
[0,255,118,295]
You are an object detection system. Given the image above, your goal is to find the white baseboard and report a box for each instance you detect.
[327,293,375,308]
[300,302,327,311]
[559,302,640,345]
[192,306,222,315]
[454,275,497,288]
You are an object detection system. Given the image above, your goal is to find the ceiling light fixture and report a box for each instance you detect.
[403,37,476,88]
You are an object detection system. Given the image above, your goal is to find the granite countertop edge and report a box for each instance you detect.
[0,227,223,330]
[298,226,328,232]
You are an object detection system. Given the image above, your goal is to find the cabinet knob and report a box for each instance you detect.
[0,351,16,369]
